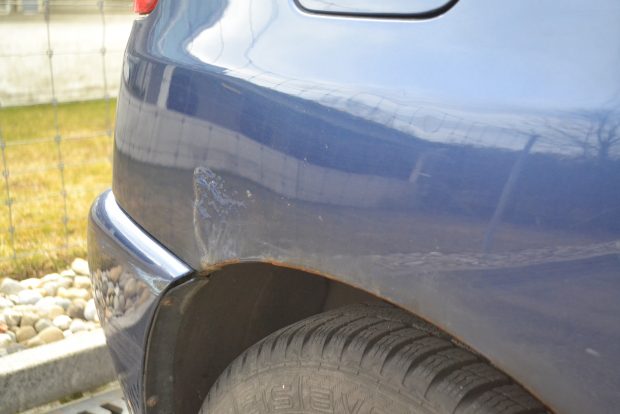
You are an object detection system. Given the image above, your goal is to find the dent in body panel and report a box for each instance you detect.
[193,166,245,267]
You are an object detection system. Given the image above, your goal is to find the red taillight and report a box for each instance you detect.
[134,0,158,14]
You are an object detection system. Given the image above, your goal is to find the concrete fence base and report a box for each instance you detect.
[0,14,134,107]
[0,329,117,414]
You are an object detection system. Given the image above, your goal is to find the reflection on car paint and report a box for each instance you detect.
[109,0,620,413]
[88,191,191,412]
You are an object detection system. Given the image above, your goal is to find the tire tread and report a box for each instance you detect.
[202,304,548,414]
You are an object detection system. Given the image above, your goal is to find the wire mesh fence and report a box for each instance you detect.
[0,0,133,276]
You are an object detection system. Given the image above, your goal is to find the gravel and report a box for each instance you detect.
[0,278,24,295]
[0,258,100,357]
[52,315,72,331]
[0,334,12,348]
[16,289,42,305]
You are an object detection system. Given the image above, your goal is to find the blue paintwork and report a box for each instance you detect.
[97,0,620,412]
[88,190,191,413]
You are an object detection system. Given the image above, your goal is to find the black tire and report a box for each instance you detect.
[200,304,547,414]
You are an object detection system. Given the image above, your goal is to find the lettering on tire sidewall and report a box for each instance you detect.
[217,368,415,414]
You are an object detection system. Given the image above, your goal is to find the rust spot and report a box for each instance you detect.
[146,395,159,407]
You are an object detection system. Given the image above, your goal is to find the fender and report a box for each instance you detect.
[112,1,620,413]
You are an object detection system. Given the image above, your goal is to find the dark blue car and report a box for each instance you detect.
[88,0,620,412]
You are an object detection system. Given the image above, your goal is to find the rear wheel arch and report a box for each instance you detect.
[143,262,544,413]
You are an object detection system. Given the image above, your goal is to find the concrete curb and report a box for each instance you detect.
[0,329,116,414]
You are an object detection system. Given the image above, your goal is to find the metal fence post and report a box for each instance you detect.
[98,0,113,139]
[0,114,17,261]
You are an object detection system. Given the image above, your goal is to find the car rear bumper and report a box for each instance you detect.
[87,190,192,413]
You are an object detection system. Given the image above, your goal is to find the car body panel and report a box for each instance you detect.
[109,0,620,412]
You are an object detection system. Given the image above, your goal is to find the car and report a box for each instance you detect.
[87,0,620,413]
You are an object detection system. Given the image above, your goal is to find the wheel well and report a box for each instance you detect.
[145,262,393,413]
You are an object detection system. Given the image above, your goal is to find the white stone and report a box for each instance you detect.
[26,337,44,348]
[13,304,36,313]
[60,269,76,278]
[57,278,73,289]
[0,297,14,309]
[52,314,72,330]
[35,287,49,297]
[15,326,36,342]
[84,299,98,322]
[5,330,15,342]
[19,312,38,327]
[16,289,42,305]
[34,318,51,333]
[41,282,59,297]
[71,258,90,276]
[19,278,42,290]
[54,297,71,310]
[47,305,65,320]
[41,273,61,282]
[67,301,85,319]
[3,309,22,326]
[37,326,63,343]
[63,329,73,338]
[84,321,97,331]
[58,287,90,301]
[69,318,87,333]
[73,276,92,290]
[0,333,14,347]
[0,278,24,295]
[34,297,56,313]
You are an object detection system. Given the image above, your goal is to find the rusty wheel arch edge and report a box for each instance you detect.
[141,259,554,414]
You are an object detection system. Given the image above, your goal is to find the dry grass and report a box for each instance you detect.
[0,99,115,278]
